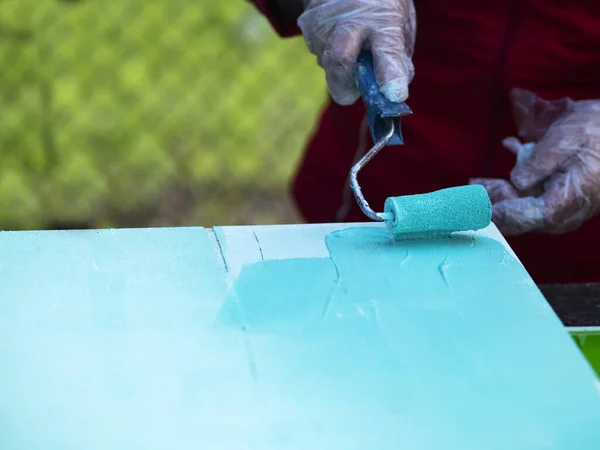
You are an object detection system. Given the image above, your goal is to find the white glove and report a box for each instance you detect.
[472,89,600,236]
[298,0,416,105]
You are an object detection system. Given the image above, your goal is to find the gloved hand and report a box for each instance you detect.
[298,0,416,105]
[471,89,600,236]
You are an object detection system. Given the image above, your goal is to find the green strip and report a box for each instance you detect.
[570,329,600,377]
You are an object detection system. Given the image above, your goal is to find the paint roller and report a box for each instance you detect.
[351,51,492,238]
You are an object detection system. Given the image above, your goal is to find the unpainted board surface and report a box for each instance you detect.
[0,224,599,449]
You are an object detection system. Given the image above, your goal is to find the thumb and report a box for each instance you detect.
[371,31,413,103]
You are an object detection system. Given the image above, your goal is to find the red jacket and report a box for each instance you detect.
[251,0,600,284]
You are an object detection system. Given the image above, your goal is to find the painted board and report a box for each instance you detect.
[0,223,599,449]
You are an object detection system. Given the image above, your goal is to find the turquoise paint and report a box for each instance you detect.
[218,258,337,333]
[383,185,492,237]
[0,228,251,450]
[324,228,600,448]
[1,224,600,449]
[0,228,226,330]
[221,226,600,449]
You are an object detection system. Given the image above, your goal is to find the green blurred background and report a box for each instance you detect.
[0,0,326,230]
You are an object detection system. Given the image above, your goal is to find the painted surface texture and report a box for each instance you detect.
[0,224,600,449]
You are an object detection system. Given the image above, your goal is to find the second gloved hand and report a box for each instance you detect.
[472,89,600,236]
[298,0,416,105]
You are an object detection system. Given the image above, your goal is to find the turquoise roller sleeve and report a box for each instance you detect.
[383,185,492,237]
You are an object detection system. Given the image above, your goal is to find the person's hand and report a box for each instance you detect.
[471,89,600,236]
[298,0,416,105]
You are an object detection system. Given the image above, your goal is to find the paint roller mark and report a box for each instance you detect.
[220,251,261,394]
[355,303,367,318]
[462,231,477,247]
[398,250,411,265]
[438,256,451,289]
[321,253,342,319]
[496,251,505,266]
[252,228,264,261]
[370,299,383,329]
[241,327,261,394]
[233,285,261,398]
[213,226,600,440]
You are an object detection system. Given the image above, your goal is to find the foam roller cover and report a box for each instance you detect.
[383,185,492,237]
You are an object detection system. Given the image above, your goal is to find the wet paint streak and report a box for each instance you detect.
[320,253,342,320]
[438,256,451,289]
[223,226,600,448]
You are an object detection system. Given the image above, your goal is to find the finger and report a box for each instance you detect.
[538,169,592,234]
[403,0,417,59]
[470,178,519,203]
[490,197,546,236]
[298,7,327,56]
[321,24,369,105]
[490,203,516,236]
[509,137,566,191]
[501,137,523,155]
[510,88,573,141]
[370,30,413,103]
[502,137,537,166]
[510,88,541,141]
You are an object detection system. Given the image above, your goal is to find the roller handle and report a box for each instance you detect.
[355,51,412,146]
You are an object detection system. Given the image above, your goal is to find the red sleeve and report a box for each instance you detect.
[250,0,301,37]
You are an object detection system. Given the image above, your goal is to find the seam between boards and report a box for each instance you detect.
[207,228,229,273]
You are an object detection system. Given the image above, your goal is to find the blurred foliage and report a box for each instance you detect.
[0,0,326,229]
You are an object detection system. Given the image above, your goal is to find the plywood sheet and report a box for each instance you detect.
[0,224,599,449]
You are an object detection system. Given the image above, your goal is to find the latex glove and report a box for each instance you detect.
[472,89,600,236]
[298,0,416,105]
